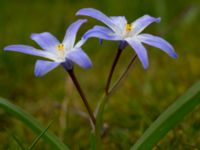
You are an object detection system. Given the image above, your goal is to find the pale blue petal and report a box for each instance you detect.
[131,15,161,35]
[126,38,149,69]
[138,34,178,58]
[63,19,87,50]
[74,39,86,48]
[34,60,60,77]
[30,32,60,52]
[110,16,127,33]
[4,45,56,60]
[76,8,120,33]
[66,48,92,69]
[83,25,122,41]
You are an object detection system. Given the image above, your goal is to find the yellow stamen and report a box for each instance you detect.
[125,23,132,32]
[56,44,64,51]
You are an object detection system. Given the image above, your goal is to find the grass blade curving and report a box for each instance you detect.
[0,97,69,150]
[131,81,200,150]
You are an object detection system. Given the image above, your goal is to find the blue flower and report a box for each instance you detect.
[4,19,92,77]
[76,8,178,69]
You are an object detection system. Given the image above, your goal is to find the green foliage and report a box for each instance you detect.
[28,120,53,150]
[0,97,69,150]
[131,81,200,149]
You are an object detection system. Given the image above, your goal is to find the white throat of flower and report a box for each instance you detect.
[123,23,133,38]
[55,44,66,61]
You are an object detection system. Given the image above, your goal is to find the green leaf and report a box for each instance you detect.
[28,120,53,150]
[0,97,69,150]
[89,132,96,150]
[131,81,200,150]
[95,93,109,150]
[12,134,26,150]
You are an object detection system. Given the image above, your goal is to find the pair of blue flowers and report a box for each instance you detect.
[4,8,177,77]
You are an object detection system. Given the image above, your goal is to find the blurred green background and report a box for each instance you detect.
[0,0,200,149]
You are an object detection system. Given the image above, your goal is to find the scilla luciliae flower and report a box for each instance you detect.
[76,8,178,69]
[4,19,92,77]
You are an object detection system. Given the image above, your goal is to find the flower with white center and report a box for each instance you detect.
[76,8,178,69]
[4,19,92,77]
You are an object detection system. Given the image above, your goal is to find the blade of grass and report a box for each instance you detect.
[28,120,53,150]
[12,135,26,150]
[131,81,200,150]
[0,97,69,150]
[89,132,96,150]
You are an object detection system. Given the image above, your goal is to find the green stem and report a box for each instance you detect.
[95,54,137,149]
[95,93,109,150]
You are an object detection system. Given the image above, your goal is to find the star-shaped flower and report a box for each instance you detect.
[4,19,92,77]
[76,8,177,69]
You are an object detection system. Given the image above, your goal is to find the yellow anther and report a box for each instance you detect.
[125,24,132,32]
[56,44,64,51]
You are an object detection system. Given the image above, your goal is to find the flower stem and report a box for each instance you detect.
[108,54,137,95]
[95,54,137,115]
[67,69,96,126]
[95,54,137,148]
[95,43,137,148]
[105,48,123,94]
[95,93,109,150]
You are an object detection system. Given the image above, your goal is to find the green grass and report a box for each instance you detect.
[0,0,200,149]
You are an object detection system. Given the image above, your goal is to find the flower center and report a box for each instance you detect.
[56,44,65,51]
[125,23,132,32]
[55,44,65,61]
